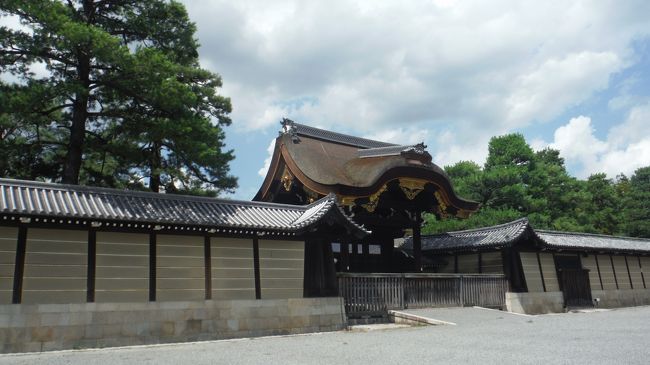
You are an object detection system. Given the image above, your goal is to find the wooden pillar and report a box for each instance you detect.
[362,242,370,272]
[149,233,156,302]
[303,237,338,297]
[253,236,261,299]
[87,229,96,303]
[413,211,422,272]
[204,236,212,300]
[12,226,28,304]
[381,239,394,273]
[350,242,358,272]
[340,242,350,272]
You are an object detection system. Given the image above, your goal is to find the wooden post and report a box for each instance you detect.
[362,242,370,272]
[610,255,619,289]
[204,236,212,300]
[381,239,394,273]
[340,242,349,272]
[595,254,604,290]
[253,236,261,299]
[12,226,27,304]
[536,252,547,292]
[413,211,422,272]
[87,229,96,303]
[149,233,156,302]
[624,255,633,289]
[639,256,646,289]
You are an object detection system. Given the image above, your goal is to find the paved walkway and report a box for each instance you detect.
[403,306,534,325]
[2,306,649,364]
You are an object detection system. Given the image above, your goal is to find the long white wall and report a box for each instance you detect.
[0,227,17,304]
[0,225,308,305]
[22,229,88,304]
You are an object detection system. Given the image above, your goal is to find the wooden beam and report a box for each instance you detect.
[536,252,547,292]
[253,236,261,299]
[413,211,422,272]
[149,233,156,302]
[639,255,646,289]
[340,242,349,272]
[624,255,633,289]
[362,242,370,272]
[87,229,96,303]
[595,254,604,290]
[204,236,212,300]
[610,255,619,290]
[11,226,27,304]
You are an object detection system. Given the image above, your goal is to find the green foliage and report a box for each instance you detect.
[1,0,236,196]
[624,167,650,237]
[426,133,650,238]
[423,207,522,235]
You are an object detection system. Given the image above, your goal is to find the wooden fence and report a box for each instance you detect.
[337,273,508,318]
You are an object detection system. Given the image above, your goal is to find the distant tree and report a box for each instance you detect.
[624,167,650,237]
[423,208,522,235]
[444,161,483,202]
[0,0,236,195]
[424,135,650,237]
[481,134,534,211]
[583,173,620,235]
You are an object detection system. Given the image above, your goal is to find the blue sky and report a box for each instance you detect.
[6,1,649,199]
[184,0,650,200]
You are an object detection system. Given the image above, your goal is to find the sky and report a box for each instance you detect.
[178,0,650,199]
[4,1,650,199]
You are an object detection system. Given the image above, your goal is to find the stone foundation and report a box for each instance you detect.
[0,297,346,353]
[591,289,650,308]
[506,291,564,314]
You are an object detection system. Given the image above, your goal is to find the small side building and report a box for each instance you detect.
[402,218,650,314]
[0,178,368,353]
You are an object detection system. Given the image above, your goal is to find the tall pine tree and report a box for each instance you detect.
[1,0,236,195]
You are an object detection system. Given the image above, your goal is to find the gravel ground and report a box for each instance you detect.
[1,306,649,365]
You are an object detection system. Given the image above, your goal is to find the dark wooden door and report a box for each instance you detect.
[559,269,593,307]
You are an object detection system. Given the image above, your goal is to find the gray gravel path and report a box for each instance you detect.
[1,306,649,365]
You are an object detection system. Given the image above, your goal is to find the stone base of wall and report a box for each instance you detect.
[506,291,564,314]
[591,289,650,308]
[0,297,346,354]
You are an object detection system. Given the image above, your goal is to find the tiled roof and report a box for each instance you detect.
[0,178,369,237]
[536,230,650,253]
[357,144,430,159]
[289,121,396,149]
[403,218,531,252]
[403,218,650,254]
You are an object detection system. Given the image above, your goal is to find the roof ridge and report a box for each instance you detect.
[0,178,312,211]
[536,229,650,242]
[286,121,397,148]
[426,217,530,237]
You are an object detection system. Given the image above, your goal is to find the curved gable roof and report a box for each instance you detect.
[254,120,480,215]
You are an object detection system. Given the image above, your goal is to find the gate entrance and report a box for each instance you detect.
[337,273,508,320]
[555,255,593,307]
[559,269,593,307]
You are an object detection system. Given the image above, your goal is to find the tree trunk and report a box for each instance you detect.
[149,141,162,192]
[62,2,94,185]
[62,56,90,185]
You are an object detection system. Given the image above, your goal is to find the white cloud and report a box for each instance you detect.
[505,52,621,125]
[182,0,650,166]
[541,106,650,178]
[257,138,277,177]
[363,126,430,146]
